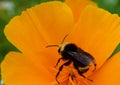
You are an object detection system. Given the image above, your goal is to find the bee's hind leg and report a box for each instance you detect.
[77,69,93,82]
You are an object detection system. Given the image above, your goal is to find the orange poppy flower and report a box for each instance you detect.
[1,0,120,85]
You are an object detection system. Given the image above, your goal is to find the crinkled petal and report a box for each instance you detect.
[89,52,120,85]
[1,52,54,85]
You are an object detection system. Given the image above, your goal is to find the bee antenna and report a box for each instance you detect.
[46,45,59,48]
[46,34,68,48]
[61,34,68,44]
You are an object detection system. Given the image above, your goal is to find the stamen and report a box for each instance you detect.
[83,79,89,85]
[69,76,76,85]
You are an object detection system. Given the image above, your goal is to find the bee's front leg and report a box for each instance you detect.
[56,60,71,84]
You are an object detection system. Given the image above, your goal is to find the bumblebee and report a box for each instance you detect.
[46,35,97,83]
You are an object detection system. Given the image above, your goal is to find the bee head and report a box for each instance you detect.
[58,42,77,53]
[46,35,78,53]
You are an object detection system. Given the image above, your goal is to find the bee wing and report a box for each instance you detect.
[78,48,97,66]
[67,51,91,66]
[67,47,97,71]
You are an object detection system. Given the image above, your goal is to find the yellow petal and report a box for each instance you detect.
[4,16,45,56]
[66,0,96,22]
[26,1,74,44]
[1,52,54,85]
[89,52,120,85]
[4,16,59,70]
[68,6,120,70]
[4,1,74,56]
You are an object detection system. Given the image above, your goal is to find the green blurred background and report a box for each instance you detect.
[1,0,120,84]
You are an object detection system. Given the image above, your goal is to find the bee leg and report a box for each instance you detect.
[55,57,64,67]
[56,60,71,84]
[92,64,97,72]
[77,71,93,81]
[75,66,93,82]
[80,73,93,81]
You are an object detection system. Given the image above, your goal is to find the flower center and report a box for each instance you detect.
[51,66,92,85]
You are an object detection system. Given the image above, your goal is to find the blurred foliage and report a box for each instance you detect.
[1,0,120,83]
[13,0,64,15]
[93,0,120,15]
